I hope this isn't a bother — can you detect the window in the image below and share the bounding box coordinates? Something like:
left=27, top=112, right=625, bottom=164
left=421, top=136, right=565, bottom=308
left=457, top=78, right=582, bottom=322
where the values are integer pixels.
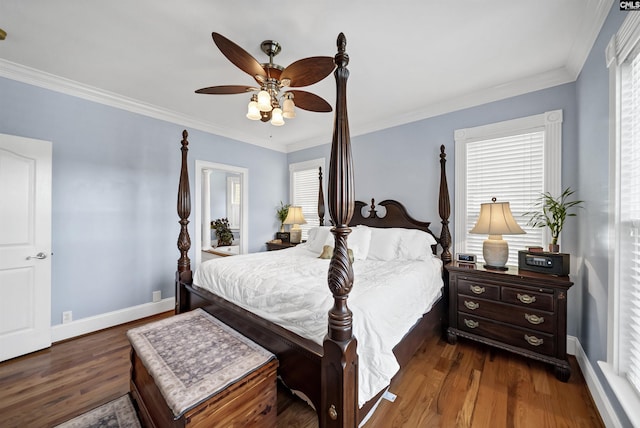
left=454, top=110, right=563, bottom=265
left=600, top=12, right=640, bottom=427
left=289, top=158, right=325, bottom=241
left=226, top=175, right=241, bottom=229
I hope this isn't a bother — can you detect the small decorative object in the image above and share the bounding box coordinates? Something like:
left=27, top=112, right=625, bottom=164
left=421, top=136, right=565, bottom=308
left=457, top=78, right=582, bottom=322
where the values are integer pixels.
left=276, top=201, right=290, bottom=233
left=211, top=218, right=233, bottom=247
left=524, top=187, right=583, bottom=253
left=276, top=232, right=290, bottom=243
left=283, top=206, right=307, bottom=244
left=470, top=198, right=526, bottom=270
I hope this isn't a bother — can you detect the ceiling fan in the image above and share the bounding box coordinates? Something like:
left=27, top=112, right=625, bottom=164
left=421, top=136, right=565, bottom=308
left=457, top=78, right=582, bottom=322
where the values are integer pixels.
left=195, top=32, right=336, bottom=126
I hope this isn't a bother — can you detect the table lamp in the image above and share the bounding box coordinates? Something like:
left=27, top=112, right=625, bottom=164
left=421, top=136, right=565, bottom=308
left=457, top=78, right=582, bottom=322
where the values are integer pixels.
left=470, top=198, right=525, bottom=270
left=284, top=206, right=307, bottom=244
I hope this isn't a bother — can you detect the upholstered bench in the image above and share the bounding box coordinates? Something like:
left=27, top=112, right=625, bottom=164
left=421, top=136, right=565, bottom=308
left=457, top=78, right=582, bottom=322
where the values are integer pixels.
left=127, top=309, right=278, bottom=427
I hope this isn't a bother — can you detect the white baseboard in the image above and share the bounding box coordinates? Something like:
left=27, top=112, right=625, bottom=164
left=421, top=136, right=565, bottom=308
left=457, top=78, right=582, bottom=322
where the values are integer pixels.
left=569, top=335, right=624, bottom=428
left=51, top=298, right=175, bottom=343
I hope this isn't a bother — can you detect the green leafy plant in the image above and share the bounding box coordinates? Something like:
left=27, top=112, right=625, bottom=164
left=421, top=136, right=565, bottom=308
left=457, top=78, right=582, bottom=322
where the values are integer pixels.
left=276, top=201, right=290, bottom=229
left=211, top=218, right=233, bottom=246
left=524, top=187, right=583, bottom=246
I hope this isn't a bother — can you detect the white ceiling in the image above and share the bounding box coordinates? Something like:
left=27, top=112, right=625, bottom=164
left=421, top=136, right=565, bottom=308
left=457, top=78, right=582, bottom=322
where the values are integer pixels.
left=0, top=1, right=612, bottom=152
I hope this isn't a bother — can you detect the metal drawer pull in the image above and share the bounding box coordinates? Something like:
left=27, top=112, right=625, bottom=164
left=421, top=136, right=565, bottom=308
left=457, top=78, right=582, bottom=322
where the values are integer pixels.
left=470, top=285, right=485, bottom=294
left=464, top=319, right=479, bottom=329
left=464, top=301, right=479, bottom=310
left=525, top=313, right=544, bottom=325
left=524, top=334, right=544, bottom=346
left=517, top=293, right=537, bottom=304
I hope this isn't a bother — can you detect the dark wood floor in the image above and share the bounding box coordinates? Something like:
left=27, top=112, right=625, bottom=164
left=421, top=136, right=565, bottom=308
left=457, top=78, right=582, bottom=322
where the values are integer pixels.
left=0, top=312, right=604, bottom=427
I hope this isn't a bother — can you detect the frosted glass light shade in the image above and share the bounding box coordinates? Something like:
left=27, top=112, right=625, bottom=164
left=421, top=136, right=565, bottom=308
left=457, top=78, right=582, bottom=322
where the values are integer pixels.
left=257, top=90, right=272, bottom=112
left=246, top=100, right=260, bottom=120
left=283, top=98, right=296, bottom=119
left=271, top=108, right=284, bottom=126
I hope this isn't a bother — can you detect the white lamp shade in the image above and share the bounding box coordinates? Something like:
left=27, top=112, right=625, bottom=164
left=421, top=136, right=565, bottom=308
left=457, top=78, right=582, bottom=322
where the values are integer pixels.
left=282, top=97, right=296, bottom=119
left=470, top=201, right=525, bottom=236
left=470, top=200, right=524, bottom=269
left=284, top=206, right=306, bottom=244
left=271, top=108, right=284, bottom=126
left=283, top=206, right=306, bottom=225
left=246, top=100, right=260, bottom=120
left=257, top=90, right=272, bottom=112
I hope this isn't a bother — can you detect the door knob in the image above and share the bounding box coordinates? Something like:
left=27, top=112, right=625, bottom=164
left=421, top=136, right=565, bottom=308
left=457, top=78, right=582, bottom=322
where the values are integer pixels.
left=26, top=252, right=48, bottom=260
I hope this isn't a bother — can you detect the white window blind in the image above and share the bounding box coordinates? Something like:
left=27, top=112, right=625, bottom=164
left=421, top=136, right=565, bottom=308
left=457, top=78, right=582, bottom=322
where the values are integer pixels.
left=617, top=46, right=640, bottom=397
left=455, top=110, right=562, bottom=267
left=226, top=176, right=241, bottom=229
left=464, top=133, right=545, bottom=265
left=290, top=158, right=324, bottom=240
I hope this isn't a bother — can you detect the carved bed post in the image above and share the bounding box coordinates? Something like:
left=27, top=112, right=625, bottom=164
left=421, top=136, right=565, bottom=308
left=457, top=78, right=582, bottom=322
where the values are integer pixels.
left=321, top=33, right=358, bottom=428
left=175, top=130, right=192, bottom=314
left=318, top=166, right=325, bottom=226
left=439, top=144, right=452, bottom=264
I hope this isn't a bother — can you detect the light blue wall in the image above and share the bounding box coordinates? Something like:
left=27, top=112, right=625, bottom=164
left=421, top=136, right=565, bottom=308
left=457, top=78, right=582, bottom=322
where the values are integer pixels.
left=0, top=76, right=288, bottom=325
left=290, top=84, right=577, bottom=232
left=290, top=4, right=631, bottom=424
left=289, top=84, right=577, bottom=264
left=575, top=5, right=629, bottom=426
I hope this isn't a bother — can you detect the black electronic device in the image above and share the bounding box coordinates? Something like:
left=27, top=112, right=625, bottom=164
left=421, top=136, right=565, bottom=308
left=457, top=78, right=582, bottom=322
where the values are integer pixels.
left=518, top=250, right=570, bottom=276
left=456, top=253, right=477, bottom=263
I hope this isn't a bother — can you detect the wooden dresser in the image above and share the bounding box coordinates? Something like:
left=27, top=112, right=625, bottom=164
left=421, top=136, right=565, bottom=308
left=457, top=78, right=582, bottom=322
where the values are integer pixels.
left=445, top=262, right=573, bottom=381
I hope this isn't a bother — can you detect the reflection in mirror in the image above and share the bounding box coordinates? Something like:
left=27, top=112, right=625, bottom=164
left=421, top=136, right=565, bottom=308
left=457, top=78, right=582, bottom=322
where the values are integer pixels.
left=195, top=160, right=248, bottom=266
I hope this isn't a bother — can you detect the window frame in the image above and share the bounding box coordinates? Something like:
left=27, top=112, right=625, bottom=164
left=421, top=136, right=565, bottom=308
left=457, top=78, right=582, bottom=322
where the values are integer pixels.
left=599, top=11, right=640, bottom=428
left=289, top=157, right=325, bottom=241
left=454, top=110, right=563, bottom=263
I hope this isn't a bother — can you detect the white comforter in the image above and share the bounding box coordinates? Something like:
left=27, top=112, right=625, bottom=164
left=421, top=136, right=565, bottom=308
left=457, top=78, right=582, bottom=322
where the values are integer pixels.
left=193, top=245, right=443, bottom=406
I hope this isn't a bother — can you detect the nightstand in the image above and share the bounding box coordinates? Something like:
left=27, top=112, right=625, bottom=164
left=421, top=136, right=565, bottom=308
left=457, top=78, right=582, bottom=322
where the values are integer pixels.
left=445, top=262, right=573, bottom=381
left=265, top=241, right=298, bottom=251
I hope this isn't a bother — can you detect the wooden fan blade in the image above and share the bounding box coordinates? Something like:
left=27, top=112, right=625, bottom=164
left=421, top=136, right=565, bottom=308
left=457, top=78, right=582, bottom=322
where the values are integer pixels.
left=281, top=57, right=335, bottom=88
left=287, top=90, right=332, bottom=112
left=195, top=85, right=257, bottom=94
left=212, top=32, right=266, bottom=79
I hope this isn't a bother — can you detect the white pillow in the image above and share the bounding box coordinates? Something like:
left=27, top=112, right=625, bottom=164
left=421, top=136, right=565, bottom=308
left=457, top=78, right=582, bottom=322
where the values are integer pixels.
left=366, top=227, right=401, bottom=261
left=322, top=225, right=372, bottom=260
left=396, top=228, right=437, bottom=260
left=305, top=226, right=333, bottom=254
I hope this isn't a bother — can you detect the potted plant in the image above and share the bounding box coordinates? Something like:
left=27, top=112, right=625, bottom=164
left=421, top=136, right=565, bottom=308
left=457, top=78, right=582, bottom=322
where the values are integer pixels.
left=524, top=187, right=583, bottom=252
left=276, top=201, right=290, bottom=232
left=211, top=218, right=234, bottom=247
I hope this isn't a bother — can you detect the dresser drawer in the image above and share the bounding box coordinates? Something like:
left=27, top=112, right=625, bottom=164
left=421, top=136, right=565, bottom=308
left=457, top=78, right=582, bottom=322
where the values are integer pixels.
left=501, top=286, right=554, bottom=311
left=458, top=295, right=556, bottom=334
left=457, top=278, right=500, bottom=300
left=457, top=313, right=555, bottom=356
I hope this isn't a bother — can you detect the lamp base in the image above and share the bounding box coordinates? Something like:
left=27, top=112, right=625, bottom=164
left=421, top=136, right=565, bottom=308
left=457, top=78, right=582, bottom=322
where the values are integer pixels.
left=483, top=264, right=509, bottom=271
left=482, top=235, right=509, bottom=270
left=290, top=227, right=302, bottom=244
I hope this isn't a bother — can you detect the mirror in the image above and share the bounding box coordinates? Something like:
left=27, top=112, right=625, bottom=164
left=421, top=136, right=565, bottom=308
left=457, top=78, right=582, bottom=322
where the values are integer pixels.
left=194, top=160, right=248, bottom=266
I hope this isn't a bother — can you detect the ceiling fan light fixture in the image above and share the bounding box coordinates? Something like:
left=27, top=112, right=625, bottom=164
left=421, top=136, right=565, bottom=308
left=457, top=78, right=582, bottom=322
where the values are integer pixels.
left=282, top=96, right=295, bottom=119
left=271, top=108, right=285, bottom=126
left=246, top=95, right=261, bottom=120
left=257, top=90, right=272, bottom=112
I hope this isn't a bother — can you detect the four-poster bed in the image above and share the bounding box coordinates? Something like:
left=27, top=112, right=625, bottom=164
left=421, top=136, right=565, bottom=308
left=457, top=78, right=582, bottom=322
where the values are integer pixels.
left=174, top=33, right=452, bottom=427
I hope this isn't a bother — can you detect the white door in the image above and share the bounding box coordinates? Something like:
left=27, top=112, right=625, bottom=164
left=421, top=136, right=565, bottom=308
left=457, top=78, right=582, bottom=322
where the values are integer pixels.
left=0, top=134, right=52, bottom=362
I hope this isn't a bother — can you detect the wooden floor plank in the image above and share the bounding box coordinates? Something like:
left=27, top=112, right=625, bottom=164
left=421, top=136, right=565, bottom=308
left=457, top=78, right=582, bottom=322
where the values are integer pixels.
left=0, top=312, right=604, bottom=428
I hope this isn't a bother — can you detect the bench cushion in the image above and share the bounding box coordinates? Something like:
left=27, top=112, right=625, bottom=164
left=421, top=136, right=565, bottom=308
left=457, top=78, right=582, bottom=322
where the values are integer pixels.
left=127, top=308, right=275, bottom=418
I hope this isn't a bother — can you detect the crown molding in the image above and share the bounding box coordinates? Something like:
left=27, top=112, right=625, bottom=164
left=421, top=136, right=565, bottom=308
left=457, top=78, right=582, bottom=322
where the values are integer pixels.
left=0, top=59, right=288, bottom=153
left=565, top=0, right=614, bottom=78
left=340, top=66, right=575, bottom=145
